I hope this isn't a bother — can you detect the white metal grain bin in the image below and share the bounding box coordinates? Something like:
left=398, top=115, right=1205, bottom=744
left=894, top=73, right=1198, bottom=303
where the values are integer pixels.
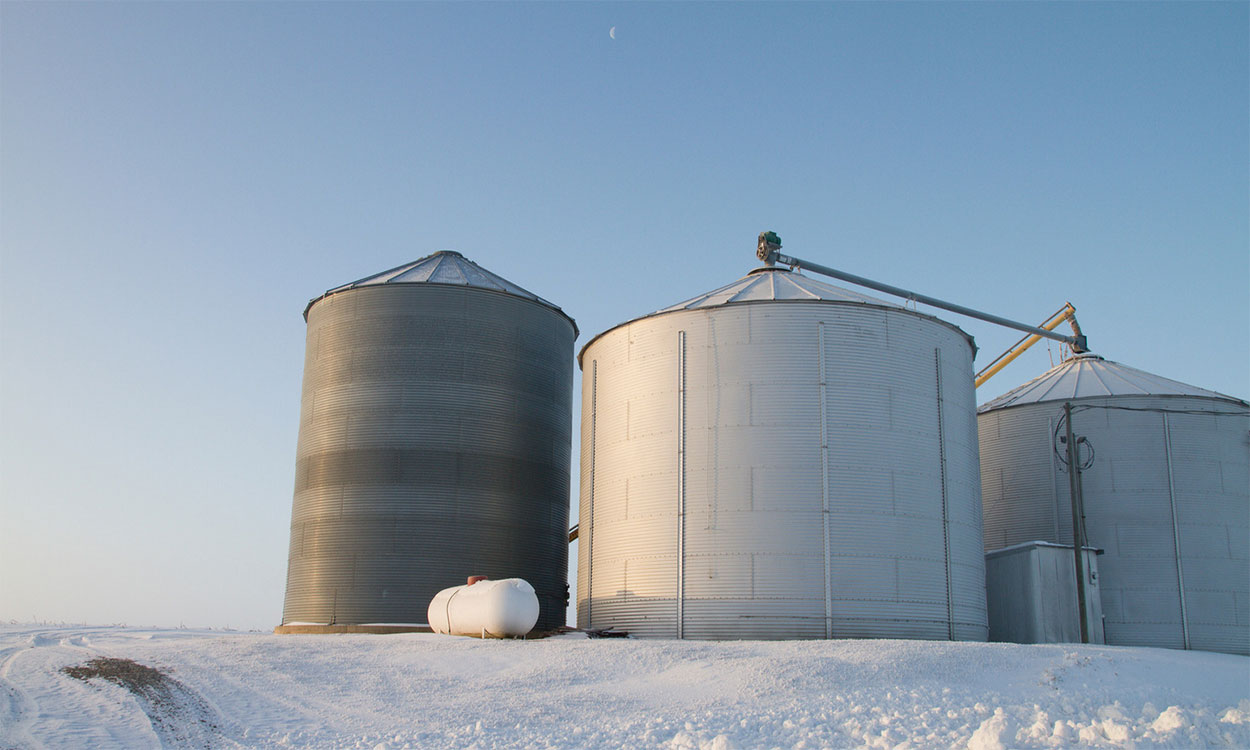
left=577, top=267, right=987, bottom=640
left=979, top=354, right=1249, bottom=654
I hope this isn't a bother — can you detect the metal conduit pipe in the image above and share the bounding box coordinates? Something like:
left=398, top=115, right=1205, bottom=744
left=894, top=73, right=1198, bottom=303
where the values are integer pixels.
left=974, top=304, right=1080, bottom=388
left=756, top=235, right=1088, bottom=353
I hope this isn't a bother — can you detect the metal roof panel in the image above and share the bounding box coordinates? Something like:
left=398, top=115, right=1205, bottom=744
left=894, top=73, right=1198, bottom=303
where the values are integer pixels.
left=980, top=354, right=1246, bottom=411
left=656, top=268, right=903, bottom=313
left=304, top=251, right=575, bottom=334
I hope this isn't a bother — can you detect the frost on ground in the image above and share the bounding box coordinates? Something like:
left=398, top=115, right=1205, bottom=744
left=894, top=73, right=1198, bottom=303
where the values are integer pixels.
left=1, top=625, right=1247, bottom=749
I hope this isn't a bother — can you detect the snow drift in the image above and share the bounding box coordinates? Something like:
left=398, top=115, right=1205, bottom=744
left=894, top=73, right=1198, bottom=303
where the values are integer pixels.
left=1, top=624, right=1246, bottom=749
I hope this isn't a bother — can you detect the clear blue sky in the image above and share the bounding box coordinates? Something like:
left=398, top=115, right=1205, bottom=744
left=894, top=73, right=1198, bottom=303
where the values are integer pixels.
left=3, top=2, right=1246, bottom=630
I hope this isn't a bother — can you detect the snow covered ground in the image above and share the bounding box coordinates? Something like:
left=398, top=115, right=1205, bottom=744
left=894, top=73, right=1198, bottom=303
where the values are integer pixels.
left=1, top=624, right=1247, bottom=749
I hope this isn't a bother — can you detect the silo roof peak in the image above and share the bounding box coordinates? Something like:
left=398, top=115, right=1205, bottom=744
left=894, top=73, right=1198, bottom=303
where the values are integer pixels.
left=578, top=267, right=976, bottom=367
left=979, top=355, right=1246, bottom=411
left=304, top=250, right=575, bottom=333
left=657, top=268, right=905, bottom=312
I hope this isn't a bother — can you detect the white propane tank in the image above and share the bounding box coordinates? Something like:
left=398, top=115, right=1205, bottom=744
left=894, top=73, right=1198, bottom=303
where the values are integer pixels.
left=427, top=577, right=540, bottom=638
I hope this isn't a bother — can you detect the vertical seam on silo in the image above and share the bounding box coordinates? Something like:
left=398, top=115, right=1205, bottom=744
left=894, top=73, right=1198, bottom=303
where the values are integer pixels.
left=587, top=360, right=597, bottom=627
left=678, top=330, right=687, bottom=639
left=819, top=322, right=832, bottom=639
left=1048, top=417, right=1061, bottom=542
left=708, top=316, right=719, bottom=531
left=1163, top=413, right=1191, bottom=649
left=935, top=348, right=953, bottom=639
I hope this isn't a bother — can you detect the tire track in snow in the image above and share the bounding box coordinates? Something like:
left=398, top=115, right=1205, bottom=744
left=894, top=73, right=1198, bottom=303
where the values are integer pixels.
left=61, top=655, right=236, bottom=749
left=0, top=639, right=44, bottom=750
left=0, top=630, right=96, bottom=750
left=1, top=629, right=122, bottom=750
left=3, top=628, right=236, bottom=749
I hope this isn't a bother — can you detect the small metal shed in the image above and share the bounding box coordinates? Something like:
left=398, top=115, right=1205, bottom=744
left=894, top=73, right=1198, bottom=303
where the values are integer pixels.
left=985, top=541, right=1104, bottom=645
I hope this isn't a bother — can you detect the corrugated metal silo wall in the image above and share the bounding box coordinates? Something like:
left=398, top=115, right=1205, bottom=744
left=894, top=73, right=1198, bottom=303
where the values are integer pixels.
left=578, top=302, right=987, bottom=640
left=979, top=396, right=1250, bottom=655
left=282, top=284, right=574, bottom=631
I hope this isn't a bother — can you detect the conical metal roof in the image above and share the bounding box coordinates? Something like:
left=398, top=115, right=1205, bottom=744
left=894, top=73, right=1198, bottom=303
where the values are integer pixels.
left=304, top=251, right=575, bottom=333
left=979, top=354, right=1247, bottom=412
left=578, top=266, right=974, bottom=366
left=657, top=267, right=905, bottom=312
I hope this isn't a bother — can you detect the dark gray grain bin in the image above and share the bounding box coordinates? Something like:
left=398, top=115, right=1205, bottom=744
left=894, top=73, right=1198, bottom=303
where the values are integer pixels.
left=280, top=251, right=577, bottom=632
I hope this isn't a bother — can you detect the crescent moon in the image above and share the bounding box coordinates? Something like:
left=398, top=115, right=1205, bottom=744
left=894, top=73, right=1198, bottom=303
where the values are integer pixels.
left=609, top=26, right=615, bottom=39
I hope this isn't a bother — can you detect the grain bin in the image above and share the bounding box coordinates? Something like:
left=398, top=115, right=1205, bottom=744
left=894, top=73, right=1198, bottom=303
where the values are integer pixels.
left=577, top=266, right=987, bottom=640
left=979, top=354, right=1249, bottom=654
left=280, top=251, right=576, bottom=633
